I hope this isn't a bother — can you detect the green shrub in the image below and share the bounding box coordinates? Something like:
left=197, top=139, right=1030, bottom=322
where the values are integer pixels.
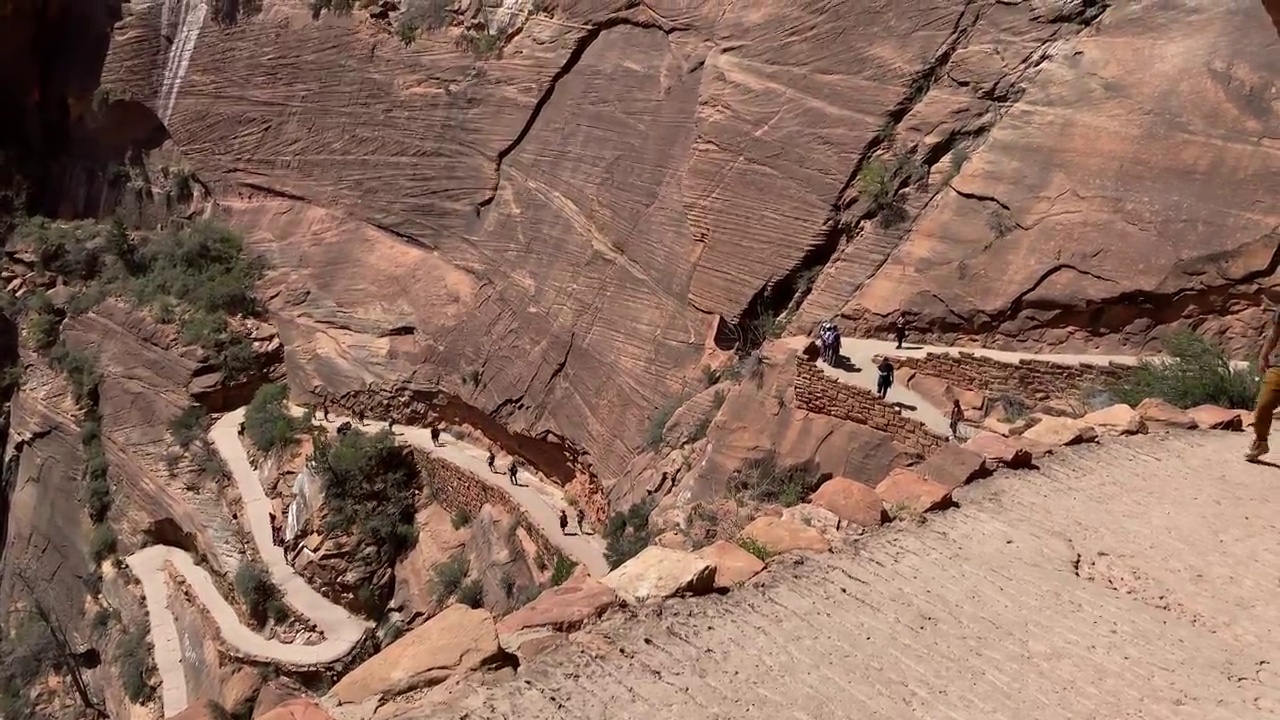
left=549, top=553, right=577, bottom=586
left=170, top=404, right=210, bottom=450
left=604, top=500, right=654, bottom=570
left=729, top=452, right=820, bottom=508
left=451, top=508, right=472, bottom=530
left=1111, top=330, right=1257, bottom=410
left=0, top=364, right=22, bottom=392
left=234, top=561, right=286, bottom=625
left=645, top=398, right=680, bottom=451
left=117, top=626, right=155, bottom=704
left=986, top=207, right=1016, bottom=239
left=456, top=578, right=484, bottom=609
left=432, top=553, right=469, bottom=604
left=244, top=383, right=300, bottom=454
left=310, top=427, right=419, bottom=564
left=25, top=295, right=60, bottom=351
left=459, top=30, right=503, bottom=57
left=736, top=536, right=775, bottom=562
left=90, top=524, right=117, bottom=562
left=15, top=217, right=107, bottom=282
left=50, top=344, right=99, bottom=407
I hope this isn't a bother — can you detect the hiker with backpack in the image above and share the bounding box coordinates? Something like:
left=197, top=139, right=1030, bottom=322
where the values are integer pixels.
left=876, top=357, right=895, bottom=400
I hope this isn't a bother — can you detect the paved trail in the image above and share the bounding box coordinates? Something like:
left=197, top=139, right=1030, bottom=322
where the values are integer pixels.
left=126, top=406, right=605, bottom=718
left=304, top=410, right=609, bottom=577
left=789, top=335, right=1146, bottom=435
left=432, top=431, right=1280, bottom=720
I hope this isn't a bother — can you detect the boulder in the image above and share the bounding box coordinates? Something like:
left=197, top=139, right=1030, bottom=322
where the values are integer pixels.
left=809, top=477, right=888, bottom=527
left=1021, top=416, right=1098, bottom=447
left=329, top=605, right=506, bottom=704
left=1135, top=398, right=1198, bottom=430
left=653, top=530, right=692, bottom=550
left=496, top=574, right=616, bottom=639
left=695, top=540, right=766, bottom=588
left=963, top=432, right=1035, bottom=469
left=739, top=516, right=831, bottom=554
left=602, top=547, right=717, bottom=604
left=915, top=445, right=990, bottom=490
left=257, top=699, right=335, bottom=720
left=780, top=503, right=842, bottom=539
left=218, top=666, right=265, bottom=716
left=1081, top=404, right=1147, bottom=436
left=1187, top=405, right=1244, bottom=431
left=875, top=468, right=952, bottom=516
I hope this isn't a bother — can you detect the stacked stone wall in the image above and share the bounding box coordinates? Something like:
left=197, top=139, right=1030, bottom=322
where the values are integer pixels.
left=793, top=358, right=947, bottom=456
left=888, top=351, right=1130, bottom=404
left=411, top=449, right=560, bottom=563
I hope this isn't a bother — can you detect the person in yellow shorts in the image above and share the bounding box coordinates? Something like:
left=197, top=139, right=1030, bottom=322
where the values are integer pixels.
left=1248, top=307, right=1280, bottom=461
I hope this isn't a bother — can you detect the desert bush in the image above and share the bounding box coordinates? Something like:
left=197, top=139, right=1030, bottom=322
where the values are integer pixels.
left=90, top=524, right=117, bottom=562
left=310, top=427, right=419, bottom=563
left=24, top=293, right=59, bottom=351
left=15, top=218, right=107, bottom=283
left=995, top=393, right=1028, bottom=421
left=736, top=536, right=775, bottom=562
left=432, top=552, right=469, bottom=603
left=50, top=345, right=99, bottom=407
left=457, top=578, right=484, bottom=609
left=644, top=398, right=681, bottom=451
left=234, top=561, right=286, bottom=625
left=729, top=452, right=820, bottom=508
left=604, top=500, right=654, bottom=570
left=117, top=626, right=155, bottom=704
left=0, top=364, right=22, bottom=392
left=169, top=404, right=210, bottom=450
left=1111, top=330, right=1257, bottom=410
left=986, top=207, right=1016, bottom=239
left=0, top=615, right=61, bottom=719
left=244, top=383, right=300, bottom=454
left=549, top=553, right=577, bottom=586
left=450, top=508, right=472, bottom=529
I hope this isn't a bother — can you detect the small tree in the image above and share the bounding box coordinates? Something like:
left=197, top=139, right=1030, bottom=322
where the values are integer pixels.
left=549, top=553, right=577, bottom=586
left=169, top=404, right=210, bottom=450
left=243, top=383, right=300, bottom=454
left=234, top=561, right=285, bottom=625
left=432, top=552, right=469, bottom=604
left=309, top=427, right=419, bottom=564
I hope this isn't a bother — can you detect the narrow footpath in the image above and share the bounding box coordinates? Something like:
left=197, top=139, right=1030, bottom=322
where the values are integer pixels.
left=784, top=336, right=1145, bottom=436
left=303, top=409, right=609, bottom=577
left=126, top=404, right=608, bottom=718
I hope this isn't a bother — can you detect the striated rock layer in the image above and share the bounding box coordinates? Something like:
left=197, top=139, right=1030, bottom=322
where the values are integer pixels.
left=91, top=0, right=1280, bottom=493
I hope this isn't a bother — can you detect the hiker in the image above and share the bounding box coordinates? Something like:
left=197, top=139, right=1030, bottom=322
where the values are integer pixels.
left=508, top=461, right=519, bottom=486
left=950, top=399, right=964, bottom=439
left=486, top=449, right=497, bottom=473
left=319, top=401, right=330, bottom=422
left=1249, top=305, right=1280, bottom=461
left=558, top=509, right=569, bottom=535
left=576, top=507, right=587, bottom=534
left=337, top=420, right=353, bottom=436
left=830, top=324, right=843, bottom=366
left=356, top=408, right=366, bottom=424
left=387, top=417, right=395, bottom=433
left=894, top=315, right=909, bottom=349
left=430, top=425, right=442, bottom=447
left=876, top=357, right=895, bottom=400
left=818, top=322, right=837, bottom=365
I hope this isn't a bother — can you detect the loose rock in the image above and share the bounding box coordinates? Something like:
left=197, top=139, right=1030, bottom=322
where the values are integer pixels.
left=1021, top=416, right=1098, bottom=447
left=1187, top=404, right=1244, bottom=431
left=915, top=445, right=990, bottom=490
left=602, top=546, right=717, bottom=604
left=739, top=516, right=831, bottom=554
left=1136, top=398, right=1198, bottom=430
left=875, top=468, right=952, bottom=516
left=809, top=477, right=888, bottom=527
left=695, top=540, right=766, bottom=588
left=1081, top=404, right=1147, bottom=436
left=964, top=432, right=1035, bottom=469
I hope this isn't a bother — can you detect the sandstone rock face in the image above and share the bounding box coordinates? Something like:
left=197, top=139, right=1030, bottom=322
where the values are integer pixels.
left=496, top=573, right=616, bottom=652
left=1136, top=398, right=1199, bottom=431
left=695, top=541, right=766, bottom=589
left=810, top=477, right=888, bottom=528
left=915, top=444, right=990, bottom=491
left=875, top=469, right=952, bottom=516
left=329, top=605, right=506, bottom=704
left=463, top=505, right=539, bottom=618
left=811, top=1, right=1280, bottom=358
left=1187, top=405, right=1245, bottom=431
left=257, top=698, right=335, bottom=720
left=1021, top=416, right=1098, bottom=447
left=963, top=432, right=1035, bottom=469
left=780, top=503, right=842, bottom=541
left=739, top=516, right=831, bottom=555
left=602, top=547, right=717, bottom=605
left=393, top=504, right=472, bottom=623
left=1082, top=404, right=1147, bottom=436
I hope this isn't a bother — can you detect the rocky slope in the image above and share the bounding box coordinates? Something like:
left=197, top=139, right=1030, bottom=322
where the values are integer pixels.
left=84, top=0, right=1280, bottom=497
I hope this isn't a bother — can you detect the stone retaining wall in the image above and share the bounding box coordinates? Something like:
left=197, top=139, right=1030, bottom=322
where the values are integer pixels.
left=411, top=449, right=561, bottom=564
left=887, top=351, right=1131, bottom=404
left=793, top=358, right=947, bottom=456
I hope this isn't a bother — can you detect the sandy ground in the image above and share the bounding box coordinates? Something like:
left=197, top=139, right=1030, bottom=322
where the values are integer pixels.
left=430, top=430, right=1280, bottom=719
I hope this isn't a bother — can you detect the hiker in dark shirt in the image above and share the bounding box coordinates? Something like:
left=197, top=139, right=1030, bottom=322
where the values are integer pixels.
left=508, top=461, right=519, bottom=486
left=558, top=509, right=569, bottom=535
left=486, top=450, right=497, bottom=473
left=429, top=425, right=442, bottom=447
left=950, top=399, right=964, bottom=439
left=320, top=401, right=330, bottom=422
left=576, top=507, right=587, bottom=534
left=894, top=315, right=908, bottom=350
left=876, top=358, right=895, bottom=400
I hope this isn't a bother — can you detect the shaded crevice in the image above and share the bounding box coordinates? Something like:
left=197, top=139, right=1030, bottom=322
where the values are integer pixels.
left=473, top=13, right=678, bottom=217
left=949, top=185, right=1013, bottom=213
left=1005, top=263, right=1120, bottom=315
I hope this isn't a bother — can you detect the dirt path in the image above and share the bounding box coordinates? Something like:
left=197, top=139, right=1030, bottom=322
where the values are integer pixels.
left=432, top=430, right=1280, bottom=719
left=786, top=335, right=1147, bottom=435
left=304, top=410, right=609, bottom=577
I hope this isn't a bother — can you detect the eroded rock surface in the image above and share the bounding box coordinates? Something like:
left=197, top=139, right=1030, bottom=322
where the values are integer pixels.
left=602, top=547, right=717, bottom=604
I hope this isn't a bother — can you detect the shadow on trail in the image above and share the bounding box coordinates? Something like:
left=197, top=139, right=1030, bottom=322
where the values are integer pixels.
left=1247, top=458, right=1280, bottom=470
